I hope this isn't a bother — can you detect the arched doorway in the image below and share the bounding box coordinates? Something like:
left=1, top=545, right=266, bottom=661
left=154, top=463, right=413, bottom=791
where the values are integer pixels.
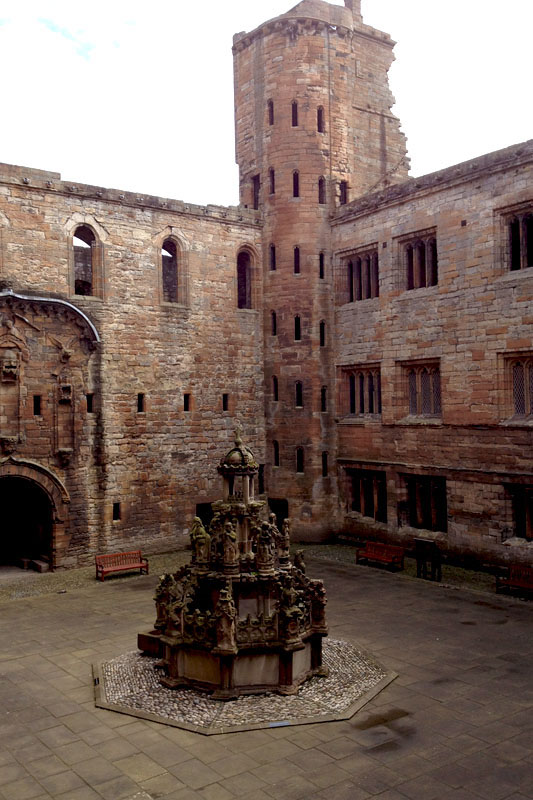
left=0, top=477, right=53, bottom=567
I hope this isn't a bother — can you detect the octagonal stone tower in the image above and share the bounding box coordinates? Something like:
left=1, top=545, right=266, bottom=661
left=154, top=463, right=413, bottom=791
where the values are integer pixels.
left=138, top=433, right=328, bottom=699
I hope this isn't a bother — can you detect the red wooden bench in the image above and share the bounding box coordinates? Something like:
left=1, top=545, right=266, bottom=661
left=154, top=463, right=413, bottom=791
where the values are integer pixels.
left=356, top=541, right=405, bottom=571
left=496, top=564, right=533, bottom=596
left=95, top=550, right=149, bottom=581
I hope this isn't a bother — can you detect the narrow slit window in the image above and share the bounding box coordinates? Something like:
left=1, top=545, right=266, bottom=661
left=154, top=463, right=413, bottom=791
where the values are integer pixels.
left=73, top=225, right=96, bottom=296
left=273, top=439, right=280, bottom=467
left=296, top=447, right=304, bottom=473
left=317, top=106, right=325, bottom=133
left=270, top=244, right=276, bottom=271
left=112, top=502, right=121, bottom=521
left=268, top=99, right=274, bottom=125
left=318, top=177, right=326, bottom=205
left=339, top=181, right=348, bottom=205
left=184, top=393, right=191, bottom=412
left=319, top=320, right=326, bottom=347
left=237, top=251, right=252, bottom=309
left=294, top=246, right=300, bottom=274
left=322, top=452, right=328, bottom=477
left=272, top=375, right=279, bottom=401
left=33, top=395, right=41, bottom=416
left=137, top=393, right=145, bottom=413
left=292, top=101, right=298, bottom=127
left=222, top=393, right=229, bottom=411
left=295, top=381, right=303, bottom=408
left=319, top=252, right=325, bottom=279
left=293, top=170, right=300, bottom=198
left=294, top=315, right=301, bottom=341
left=271, top=311, right=277, bottom=336
left=86, top=393, right=94, bottom=413
left=269, top=168, right=275, bottom=195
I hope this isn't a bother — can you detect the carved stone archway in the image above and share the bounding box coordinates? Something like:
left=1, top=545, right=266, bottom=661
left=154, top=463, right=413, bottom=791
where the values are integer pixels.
left=0, top=458, right=70, bottom=570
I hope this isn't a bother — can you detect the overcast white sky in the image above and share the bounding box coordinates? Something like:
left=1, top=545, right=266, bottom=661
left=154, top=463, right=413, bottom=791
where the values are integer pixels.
left=0, top=0, right=531, bottom=206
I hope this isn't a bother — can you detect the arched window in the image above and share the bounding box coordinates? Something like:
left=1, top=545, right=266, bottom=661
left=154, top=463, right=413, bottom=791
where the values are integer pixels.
left=268, top=99, right=274, bottom=126
left=321, top=385, right=327, bottom=412
left=269, top=168, right=275, bottom=195
left=294, top=315, right=301, bottom=341
left=295, top=381, right=303, bottom=407
left=293, top=170, right=300, bottom=198
left=296, top=447, right=304, bottom=473
left=294, top=246, right=300, bottom=274
left=318, top=177, right=326, bottom=205
left=161, top=239, right=178, bottom=303
left=273, top=439, right=280, bottom=467
left=237, top=251, right=252, bottom=309
left=319, top=320, right=326, bottom=347
left=317, top=106, right=325, bottom=133
left=292, top=101, right=298, bottom=127
left=271, top=310, right=277, bottom=335
left=319, top=252, right=325, bottom=279
left=270, top=244, right=277, bottom=271
left=273, top=375, right=279, bottom=401
left=73, top=225, right=96, bottom=296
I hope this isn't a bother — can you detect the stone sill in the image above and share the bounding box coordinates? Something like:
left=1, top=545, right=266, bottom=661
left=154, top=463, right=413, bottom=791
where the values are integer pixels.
left=499, top=418, right=533, bottom=428
left=502, top=537, right=533, bottom=549
left=396, top=416, right=443, bottom=426
left=496, top=267, right=533, bottom=284
left=338, top=415, right=382, bottom=425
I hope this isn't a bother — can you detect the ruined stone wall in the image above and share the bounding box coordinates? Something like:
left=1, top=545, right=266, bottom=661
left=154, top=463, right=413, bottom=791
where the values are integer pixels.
left=0, top=163, right=264, bottom=568
left=332, top=141, right=533, bottom=563
left=233, top=0, right=407, bottom=540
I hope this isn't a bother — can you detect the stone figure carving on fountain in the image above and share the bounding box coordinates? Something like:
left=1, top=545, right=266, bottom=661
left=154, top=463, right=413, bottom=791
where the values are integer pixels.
left=257, top=522, right=275, bottom=574
left=278, top=516, right=291, bottom=569
left=293, top=548, right=306, bottom=574
left=214, top=586, right=238, bottom=654
left=190, top=516, right=210, bottom=569
left=223, top=520, right=239, bottom=574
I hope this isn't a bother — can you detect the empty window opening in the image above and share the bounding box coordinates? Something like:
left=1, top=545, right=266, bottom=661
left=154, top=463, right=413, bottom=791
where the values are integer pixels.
left=295, top=381, right=303, bottom=407
left=137, top=393, right=145, bottom=413
left=318, top=177, right=326, bottom=205
left=509, top=213, right=533, bottom=271
left=405, top=475, right=447, bottom=532
left=294, top=315, right=301, bottom=341
left=296, top=447, right=304, bottom=473
left=347, top=250, right=379, bottom=302
left=293, top=170, right=300, bottom=198
left=317, top=106, right=325, bottom=133
left=407, top=365, right=441, bottom=416
left=183, top=393, right=191, bottom=412
left=349, top=469, right=387, bottom=523
left=292, top=101, right=298, bottom=127
left=321, top=385, right=327, bottom=412
left=86, top=393, right=94, bottom=413
left=319, top=252, right=325, bottom=279
left=237, top=251, right=252, bottom=309
left=252, top=174, right=260, bottom=210
left=507, top=484, right=533, bottom=540
left=222, top=393, right=229, bottom=411
left=319, top=320, right=326, bottom=347
left=268, top=99, right=274, bottom=125
left=405, top=234, right=438, bottom=289
left=269, top=244, right=276, bottom=271
left=269, top=168, right=275, bottom=195
left=345, top=367, right=382, bottom=416
left=33, top=395, right=41, bottom=416
left=294, top=246, right=300, bottom=274
left=339, top=180, right=348, bottom=205
left=271, top=310, right=277, bottom=336
left=322, top=451, right=328, bottom=477
left=162, top=238, right=178, bottom=303
left=272, top=375, right=279, bottom=401
left=73, top=225, right=95, bottom=296
left=273, top=439, right=280, bottom=467
left=112, top=502, right=121, bottom=521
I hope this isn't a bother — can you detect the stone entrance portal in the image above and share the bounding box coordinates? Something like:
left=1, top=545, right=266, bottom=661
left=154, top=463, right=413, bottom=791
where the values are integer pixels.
left=0, top=477, right=53, bottom=569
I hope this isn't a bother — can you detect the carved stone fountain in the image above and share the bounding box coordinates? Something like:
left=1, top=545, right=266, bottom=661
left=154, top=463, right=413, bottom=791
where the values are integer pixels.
left=138, top=433, right=328, bottom=699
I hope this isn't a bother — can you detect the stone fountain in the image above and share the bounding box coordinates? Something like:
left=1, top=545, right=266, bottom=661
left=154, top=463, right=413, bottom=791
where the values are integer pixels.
left=138, top=432, right=328, bottom=699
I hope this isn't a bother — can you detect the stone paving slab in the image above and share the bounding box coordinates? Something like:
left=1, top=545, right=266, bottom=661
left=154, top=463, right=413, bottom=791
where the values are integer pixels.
left=0, top=559, right=532, bottom=799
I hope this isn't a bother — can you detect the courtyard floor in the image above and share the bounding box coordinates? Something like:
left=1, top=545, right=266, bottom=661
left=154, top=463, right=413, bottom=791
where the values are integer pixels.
left=0, top=556, right=532, bottom=800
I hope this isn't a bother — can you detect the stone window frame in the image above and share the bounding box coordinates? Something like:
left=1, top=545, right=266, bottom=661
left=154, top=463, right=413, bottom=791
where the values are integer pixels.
left=236, top=244, right=260, bottom=312
left=394, top=227, right=438, bottom=292
left=338, top=363, right=382, bottom=421
left=155, top=228, right=190, bottom=308
left=505, top=483, right=533, bottom=540
left=346, top=467, right=388, bottom=524
left=495, top=200, right=533, bottom=275
left=66, top=215, right=106, bottom=300
left=499, top=351, right=533, bottom=422
left=400, top=359, right=442, bottom=420
left=398, top=472, right=448, bottom=533
left=338, top=243, right=379, bottom=305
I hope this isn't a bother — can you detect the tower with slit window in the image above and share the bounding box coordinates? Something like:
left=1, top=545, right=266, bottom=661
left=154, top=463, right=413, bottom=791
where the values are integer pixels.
left=233, top=0, right=408, bottom=538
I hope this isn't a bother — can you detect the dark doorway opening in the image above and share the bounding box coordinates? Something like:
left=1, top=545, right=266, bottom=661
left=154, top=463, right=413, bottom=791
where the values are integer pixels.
left=195, top=503, right=214, bottom=529
left=268, top=497, right=289, bottom=531
left=0, top=477, right=53, bottom=567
